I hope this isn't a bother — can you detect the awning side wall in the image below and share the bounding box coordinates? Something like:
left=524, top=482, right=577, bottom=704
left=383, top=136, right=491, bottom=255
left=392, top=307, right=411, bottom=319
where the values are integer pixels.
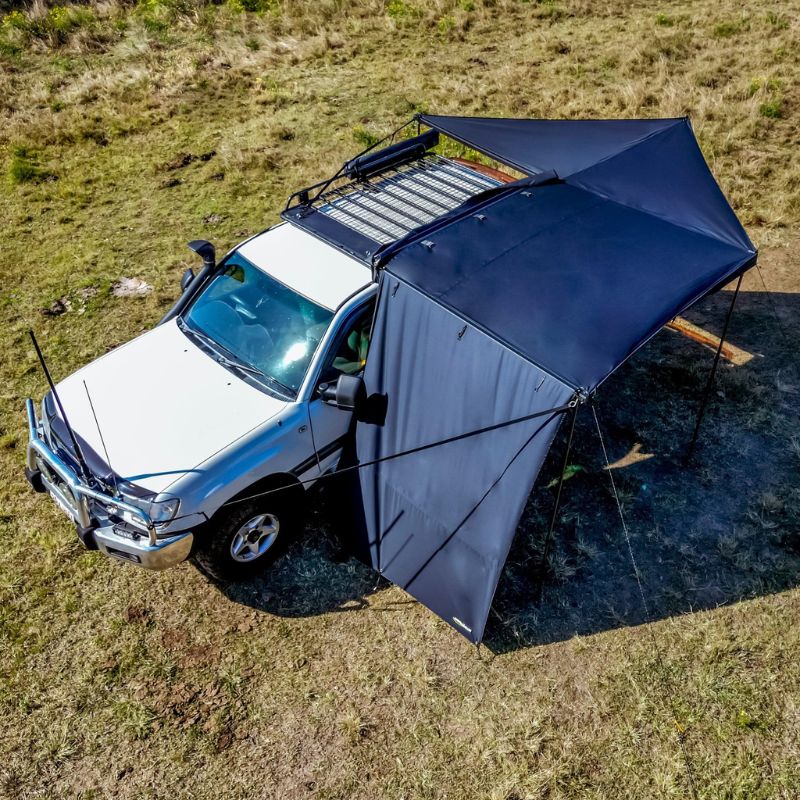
left=352, top=275, right=574, bottom=642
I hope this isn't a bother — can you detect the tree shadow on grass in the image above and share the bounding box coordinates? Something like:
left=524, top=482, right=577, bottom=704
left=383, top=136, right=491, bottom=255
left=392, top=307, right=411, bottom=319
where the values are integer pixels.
left=220, top=287, right=800, bottom=654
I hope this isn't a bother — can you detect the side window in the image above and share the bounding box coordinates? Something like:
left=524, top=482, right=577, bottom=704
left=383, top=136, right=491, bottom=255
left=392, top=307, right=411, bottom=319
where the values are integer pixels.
left=327, top=303, right=374, bottom=378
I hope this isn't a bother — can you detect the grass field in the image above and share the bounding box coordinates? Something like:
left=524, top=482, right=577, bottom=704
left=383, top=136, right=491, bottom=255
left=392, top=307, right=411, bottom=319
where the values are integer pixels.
left=1, top=1, right=800, bottom=797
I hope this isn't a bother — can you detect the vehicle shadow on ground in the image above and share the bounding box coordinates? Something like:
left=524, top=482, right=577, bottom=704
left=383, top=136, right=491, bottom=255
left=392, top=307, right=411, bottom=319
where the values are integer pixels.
left=221, top=287, right=800, bottom=655
left=218, top=488, right=385, bottom=618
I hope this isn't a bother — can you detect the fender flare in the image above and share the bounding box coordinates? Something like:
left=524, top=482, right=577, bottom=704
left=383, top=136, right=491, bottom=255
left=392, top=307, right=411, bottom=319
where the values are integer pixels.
left=215, top=471, right=305, bottom=515
left=192, top=472, right=305, bottom=552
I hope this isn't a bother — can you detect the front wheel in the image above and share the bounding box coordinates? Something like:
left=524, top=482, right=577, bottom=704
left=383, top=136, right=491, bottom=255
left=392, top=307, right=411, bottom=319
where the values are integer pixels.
left=193, top=495, right=300, bottom=582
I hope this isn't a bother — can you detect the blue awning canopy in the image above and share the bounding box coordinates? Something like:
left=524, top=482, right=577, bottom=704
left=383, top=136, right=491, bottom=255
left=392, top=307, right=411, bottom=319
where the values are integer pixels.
left=345, top=115, right=757, bottom=643
left=375, top=115, right=757, bottom=392
left=417, top=114, right=753, bottom=252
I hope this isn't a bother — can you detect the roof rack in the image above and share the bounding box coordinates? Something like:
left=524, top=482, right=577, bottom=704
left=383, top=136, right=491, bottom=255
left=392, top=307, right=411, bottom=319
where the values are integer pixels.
left=282, top=151, right=501, bottom=264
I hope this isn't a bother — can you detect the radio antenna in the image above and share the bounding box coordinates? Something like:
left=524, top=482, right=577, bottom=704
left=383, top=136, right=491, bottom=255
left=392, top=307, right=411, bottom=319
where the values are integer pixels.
left=83, top=380, right=118, bottom=497
left=29, top=329, right=93, bottom=484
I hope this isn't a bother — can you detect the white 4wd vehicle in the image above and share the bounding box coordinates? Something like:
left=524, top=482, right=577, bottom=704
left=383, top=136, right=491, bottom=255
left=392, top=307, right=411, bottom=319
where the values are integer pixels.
left=25, top=138, right=505, bottom=580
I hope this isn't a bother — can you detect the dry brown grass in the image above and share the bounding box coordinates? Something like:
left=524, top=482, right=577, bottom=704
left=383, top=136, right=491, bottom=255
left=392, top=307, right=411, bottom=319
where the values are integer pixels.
left=1, top=1, right=800, bottom=798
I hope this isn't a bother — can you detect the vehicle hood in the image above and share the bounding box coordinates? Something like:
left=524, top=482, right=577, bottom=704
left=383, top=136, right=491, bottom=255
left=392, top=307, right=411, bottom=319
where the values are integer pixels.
left=52, top=319, right=288, bottom=495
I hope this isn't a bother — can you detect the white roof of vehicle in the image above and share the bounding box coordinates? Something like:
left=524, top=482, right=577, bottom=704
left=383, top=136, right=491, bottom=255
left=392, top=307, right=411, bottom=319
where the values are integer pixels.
left=237, top=222, right=373, bottom=311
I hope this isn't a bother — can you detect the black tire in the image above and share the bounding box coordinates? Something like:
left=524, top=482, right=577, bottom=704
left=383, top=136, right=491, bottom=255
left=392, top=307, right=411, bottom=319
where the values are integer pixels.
left=193, top=493, right=301, bottom=582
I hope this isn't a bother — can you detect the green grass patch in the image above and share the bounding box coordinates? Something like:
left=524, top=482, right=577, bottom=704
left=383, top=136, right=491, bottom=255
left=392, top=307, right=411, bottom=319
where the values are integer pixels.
left=713, top=17, right=749, bottom=37
left=765, top=11, right=789, bottom=30
left=386, top=0, right=414, bottom=22
left=748, top=77, right=783, bottom=97
left=759, top=99, right=783, bottom=119
left=7, top=146, right=54, bottom=185
left=0, top=5, right=96, bottom=48
left=747, top=76, right=785, bottom=119
left=437, top=14, right=456, bottom=36
left=351, top=125, right=381, bottom=149
left=227, top=0, right=276, bottom=13
left=112, top=699, right=157, bottom=740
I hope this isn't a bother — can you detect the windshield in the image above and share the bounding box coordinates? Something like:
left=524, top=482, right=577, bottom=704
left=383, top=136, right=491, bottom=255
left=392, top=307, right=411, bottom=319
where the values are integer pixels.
left=183, top=251, right=333, bottom=396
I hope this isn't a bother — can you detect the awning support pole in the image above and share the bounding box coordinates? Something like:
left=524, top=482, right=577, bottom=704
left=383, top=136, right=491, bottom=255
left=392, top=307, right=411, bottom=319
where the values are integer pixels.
left=538, top=402, right=578, bottom=599
left=684, top=273, right=743, bottom=464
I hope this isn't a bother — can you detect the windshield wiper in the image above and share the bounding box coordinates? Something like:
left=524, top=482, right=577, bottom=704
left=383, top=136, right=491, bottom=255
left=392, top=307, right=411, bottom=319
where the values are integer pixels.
left=185, top=326, right=262, bottom=375
left=218, top=354, right=264, bottom=378
left=184, top=323, right=293, bottom=395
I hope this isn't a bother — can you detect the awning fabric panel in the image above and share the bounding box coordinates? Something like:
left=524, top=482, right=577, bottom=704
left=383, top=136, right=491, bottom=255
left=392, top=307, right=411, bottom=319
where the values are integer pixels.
left=353, top=275, right=574, bottom=643
left=383, top=182, right=753, bottom=391
left=567, top=120, right=753, bottom=250
left=418, top=114, right=754, bottom=253
left=418, top=114, right=679, bottom=178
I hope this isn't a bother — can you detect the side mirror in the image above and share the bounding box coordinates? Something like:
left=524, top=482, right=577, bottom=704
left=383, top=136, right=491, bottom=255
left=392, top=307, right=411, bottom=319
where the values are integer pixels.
left=318, top=374, right=365, bottom=411
left=158, top=241, right=216, bottom=326
left=187, top=239, right=215, bottom=270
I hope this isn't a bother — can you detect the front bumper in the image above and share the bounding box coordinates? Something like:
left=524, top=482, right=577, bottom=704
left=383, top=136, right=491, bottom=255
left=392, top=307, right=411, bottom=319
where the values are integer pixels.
left=93, top=524, right=194, bottom=569
left=25, top=398, right=192, bottom=570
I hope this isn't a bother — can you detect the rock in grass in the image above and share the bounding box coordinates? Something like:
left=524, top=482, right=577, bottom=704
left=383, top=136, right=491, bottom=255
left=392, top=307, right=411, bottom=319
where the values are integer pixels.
left=41, top=297, right=71, bottom=316
left=162, top=151, right=217, bottom=171
left=112, top=277, right=153, bottom=298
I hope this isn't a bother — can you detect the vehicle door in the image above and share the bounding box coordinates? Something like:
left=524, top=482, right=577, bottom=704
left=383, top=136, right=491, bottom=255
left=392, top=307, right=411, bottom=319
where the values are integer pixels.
left=307, top=300, right=375, bottom=475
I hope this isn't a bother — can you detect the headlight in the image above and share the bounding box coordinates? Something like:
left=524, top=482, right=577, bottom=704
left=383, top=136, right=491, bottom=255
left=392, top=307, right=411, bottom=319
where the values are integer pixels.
left=148, top=496, right=181, bottom=523
left=114, top=492, right=180, bottom=530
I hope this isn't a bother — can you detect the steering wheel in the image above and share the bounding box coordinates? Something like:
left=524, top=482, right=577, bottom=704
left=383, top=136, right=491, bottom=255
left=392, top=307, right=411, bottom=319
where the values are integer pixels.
left=238, top=323, right=275, bottom=366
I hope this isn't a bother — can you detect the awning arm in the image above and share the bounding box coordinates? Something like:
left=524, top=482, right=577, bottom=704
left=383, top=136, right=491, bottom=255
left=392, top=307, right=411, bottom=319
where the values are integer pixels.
left=284, top=117, right=418, bottom=210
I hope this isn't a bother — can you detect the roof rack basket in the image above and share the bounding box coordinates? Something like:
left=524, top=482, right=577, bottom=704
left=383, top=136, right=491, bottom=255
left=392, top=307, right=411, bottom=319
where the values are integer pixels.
left=282, top=134, right=501, bottom=264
